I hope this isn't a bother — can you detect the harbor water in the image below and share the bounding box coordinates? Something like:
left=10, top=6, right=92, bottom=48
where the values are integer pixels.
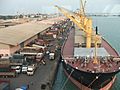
left=53, top=16, right=120, bottom=90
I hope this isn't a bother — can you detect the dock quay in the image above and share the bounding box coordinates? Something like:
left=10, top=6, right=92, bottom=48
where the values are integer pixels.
left=0, top=17, right=73, bottom=90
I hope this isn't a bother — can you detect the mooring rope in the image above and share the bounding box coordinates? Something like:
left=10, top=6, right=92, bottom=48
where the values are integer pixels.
left=60, top=69, right=74, bottom=90
left=88, top=74, right=101, bottom=88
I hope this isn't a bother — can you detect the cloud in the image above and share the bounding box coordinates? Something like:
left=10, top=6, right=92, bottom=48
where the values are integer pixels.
left=0, top=0, right=120, bottom=15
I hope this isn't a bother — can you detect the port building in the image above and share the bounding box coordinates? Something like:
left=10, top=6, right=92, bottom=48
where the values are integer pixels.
left=0, top=21, right=51, bottom=56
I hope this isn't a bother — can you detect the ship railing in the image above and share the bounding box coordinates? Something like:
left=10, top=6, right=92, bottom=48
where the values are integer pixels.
left=76, top=56, right=118, bottom=63
left=98, top=57, right=120, bottom=73
left=77, top=56, right=120, bottom=73
left=98, top=56, right=120, bottom=65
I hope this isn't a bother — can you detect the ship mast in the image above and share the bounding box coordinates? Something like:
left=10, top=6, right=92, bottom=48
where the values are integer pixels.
left=80, top=0, right=86, bottom=16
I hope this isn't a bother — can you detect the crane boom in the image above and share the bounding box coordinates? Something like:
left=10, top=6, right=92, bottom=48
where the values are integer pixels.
left=55, top=5, right=92, bottom=48
left=55, top=6, right=85, bottom=31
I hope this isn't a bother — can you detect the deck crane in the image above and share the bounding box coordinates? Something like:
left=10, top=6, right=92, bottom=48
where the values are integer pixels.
left=55, top=2, right=92, bottom=48
left=55, top=0, right=101, bottom=64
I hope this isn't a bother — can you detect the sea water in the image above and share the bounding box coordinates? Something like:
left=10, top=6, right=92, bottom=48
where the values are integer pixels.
left=53, top=16, right=120, bottom=90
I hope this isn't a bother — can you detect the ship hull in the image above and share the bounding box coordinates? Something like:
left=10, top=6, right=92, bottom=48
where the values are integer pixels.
left=62, top=60, right=119, bottom=89
left=61, top=28, right=120, bottom=89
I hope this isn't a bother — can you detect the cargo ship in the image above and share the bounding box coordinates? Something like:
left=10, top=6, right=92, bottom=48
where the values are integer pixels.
left=55, top=1, right=120, bottom=90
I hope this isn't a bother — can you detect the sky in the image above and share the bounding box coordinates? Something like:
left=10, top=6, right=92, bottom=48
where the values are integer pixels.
left=0, top=0, right=120, bottom=15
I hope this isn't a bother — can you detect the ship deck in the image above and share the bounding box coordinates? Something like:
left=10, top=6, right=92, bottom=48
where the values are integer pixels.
left=62, top=28, right=74, bottom=57
left=62, top=28, right=120, bottom=73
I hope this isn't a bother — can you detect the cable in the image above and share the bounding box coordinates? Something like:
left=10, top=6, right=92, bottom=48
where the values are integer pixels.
left=60, top=69, right=74, bottom=90
left=88, top=74, right=101, bottom=88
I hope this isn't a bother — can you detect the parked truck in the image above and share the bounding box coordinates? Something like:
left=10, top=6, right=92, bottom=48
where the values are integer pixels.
left=27, top=64, right=37, bottom=76
left=11, top=65, right=21, bottom=74
left=15, top=66, right=21, bottom=74
left=49, top=53, right=55, bottom=60
left=21, top=65, right=28, bottom=74
left=36, top=53, right=44, bottom=62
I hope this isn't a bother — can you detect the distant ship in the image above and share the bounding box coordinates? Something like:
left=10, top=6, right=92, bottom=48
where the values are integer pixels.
left=56, top=1, right=120, bottom=90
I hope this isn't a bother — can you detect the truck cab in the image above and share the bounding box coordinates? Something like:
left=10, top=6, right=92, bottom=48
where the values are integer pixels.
left=15, top=66, right=21, bottom=74
left=27, top=64, right=36, bottom=76
left=49, top=53, right=55, bottom=60
left=27, top=66, right=34, bottom=75
left=22, top=65, right=28, bottom=74
left=36, top=53, right=44, bottom=62
left=11, top=66, right=21, bottom=74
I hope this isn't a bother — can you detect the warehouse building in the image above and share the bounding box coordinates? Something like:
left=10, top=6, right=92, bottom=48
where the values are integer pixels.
left=0, top=21, right=51, bottom=56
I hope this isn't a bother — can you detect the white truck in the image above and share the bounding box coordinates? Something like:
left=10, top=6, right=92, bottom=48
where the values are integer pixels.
left=27, top=64, right=37, bottom=76
left=49, top=53, right=55, bottom=60
left=21, top=65, right=28, bottom=74
left=15, top=66, right=21, bottom=74
left=11, top=66, right=21, bottom=74
left=36, top=53, right=44, bottom=62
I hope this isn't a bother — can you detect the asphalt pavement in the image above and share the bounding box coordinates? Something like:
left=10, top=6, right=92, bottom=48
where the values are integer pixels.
left=1, top=54, right=59, bottom=90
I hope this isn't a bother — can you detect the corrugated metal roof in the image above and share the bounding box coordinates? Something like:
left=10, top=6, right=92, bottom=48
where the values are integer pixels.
left=0, top=22, right=51, bottom=46
left=0, top=43, right=9, bottom=49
